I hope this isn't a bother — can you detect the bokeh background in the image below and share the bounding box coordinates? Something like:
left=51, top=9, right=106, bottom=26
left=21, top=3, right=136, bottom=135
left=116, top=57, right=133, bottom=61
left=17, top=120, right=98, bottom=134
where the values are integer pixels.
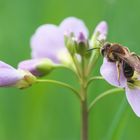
left=0, top=0, right=140, bottom=140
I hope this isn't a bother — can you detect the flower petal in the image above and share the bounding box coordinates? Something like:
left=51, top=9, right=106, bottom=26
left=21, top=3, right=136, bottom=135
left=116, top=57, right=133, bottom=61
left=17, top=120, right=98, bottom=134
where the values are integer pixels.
left=0, top=70, right=23, bottom=86
left=100, top=58, right=127, bottom=87
left=60, top=17, right=89, bottom=38
left=0, top=61, right=24, bottom=87
left=125, top=86, right=140, bottom=117
left=31, top=24, right=67, bottom=63
left=0, top=61, right=14, bottom=69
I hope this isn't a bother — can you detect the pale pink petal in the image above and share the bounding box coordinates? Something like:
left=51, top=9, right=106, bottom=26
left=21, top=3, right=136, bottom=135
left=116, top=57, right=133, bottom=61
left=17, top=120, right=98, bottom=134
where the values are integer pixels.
left=0, top=69, right=24, bottom=86
left=0, top=61, right=24, bottom=86
left=31, top=24, right=67, bottom=63
left=100, top=58, right=127, bottom=87
left=60, top=17, right=89, bottom=38
left=0, top=61, right=14, bottom=69
left=125, top=86, right=140, bottom=117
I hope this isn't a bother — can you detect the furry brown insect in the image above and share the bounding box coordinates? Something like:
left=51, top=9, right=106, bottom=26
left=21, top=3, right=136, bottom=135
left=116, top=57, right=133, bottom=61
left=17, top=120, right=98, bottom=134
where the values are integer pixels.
left=101, top=42, right=140, bottom=82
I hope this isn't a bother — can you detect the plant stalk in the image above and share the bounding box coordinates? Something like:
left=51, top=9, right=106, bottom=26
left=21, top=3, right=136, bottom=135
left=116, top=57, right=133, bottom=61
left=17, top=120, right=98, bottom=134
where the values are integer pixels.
left=81, top=97, right=88, bottom=140
left=80, top=56, right=88, bottom=140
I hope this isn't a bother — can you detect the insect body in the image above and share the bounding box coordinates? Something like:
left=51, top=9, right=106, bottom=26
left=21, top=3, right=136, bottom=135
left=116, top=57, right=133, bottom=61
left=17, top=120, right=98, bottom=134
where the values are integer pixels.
left=122, top=61, right=134, bottom=79
left=101, top=42, right=140, bottom=82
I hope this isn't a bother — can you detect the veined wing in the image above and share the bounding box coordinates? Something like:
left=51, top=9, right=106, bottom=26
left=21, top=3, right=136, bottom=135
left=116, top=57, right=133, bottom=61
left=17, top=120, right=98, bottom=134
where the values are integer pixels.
left=115, top=52, right=140, bottom=73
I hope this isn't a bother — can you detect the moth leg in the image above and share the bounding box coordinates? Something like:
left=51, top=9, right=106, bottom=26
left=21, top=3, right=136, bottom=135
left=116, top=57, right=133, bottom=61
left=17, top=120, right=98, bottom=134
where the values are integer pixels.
left=116, top=61, right=121, bottom=86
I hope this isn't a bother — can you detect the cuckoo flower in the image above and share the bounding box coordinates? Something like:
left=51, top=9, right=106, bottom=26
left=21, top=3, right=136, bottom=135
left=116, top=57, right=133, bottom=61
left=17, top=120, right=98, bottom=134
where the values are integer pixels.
left=18, top=17, right=89, bottom=76
left=0, top=61, right=36, bottom=88
left=19, top=17, right=108, bottom=76
left=100, top=57, right=140, bottom=117
left=31, top=17, right=89, bottom=63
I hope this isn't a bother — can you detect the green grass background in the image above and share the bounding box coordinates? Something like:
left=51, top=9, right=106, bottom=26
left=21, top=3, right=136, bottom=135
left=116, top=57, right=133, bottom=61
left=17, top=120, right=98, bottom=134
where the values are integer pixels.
left=0, top=0, right=140, bottom=140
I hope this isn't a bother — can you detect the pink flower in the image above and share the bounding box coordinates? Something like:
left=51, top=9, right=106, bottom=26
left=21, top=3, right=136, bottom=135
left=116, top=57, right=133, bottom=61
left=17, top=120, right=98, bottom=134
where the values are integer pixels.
left=19, top=17, right=108, bottom=76
left=100, top=58, right=140, bottom=117
left=0, top=61, right=36, bottom=88
left=30, top=17, right=89, bottom=63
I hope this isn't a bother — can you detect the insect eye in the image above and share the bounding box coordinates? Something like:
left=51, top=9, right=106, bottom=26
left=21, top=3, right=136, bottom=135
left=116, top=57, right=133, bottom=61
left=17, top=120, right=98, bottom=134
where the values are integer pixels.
left=104, top=43, right=111, bottom=49
left=101, top=43, right=111, bottom=56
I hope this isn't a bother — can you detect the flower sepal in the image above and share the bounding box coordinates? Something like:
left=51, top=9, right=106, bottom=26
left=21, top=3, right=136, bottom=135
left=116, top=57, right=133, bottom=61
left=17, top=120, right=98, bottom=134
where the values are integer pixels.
left=15, top=70, right=37, bottom=89
left=64, top=34, right=76, bottom=55
left=36, top=59, right=55, bottom=76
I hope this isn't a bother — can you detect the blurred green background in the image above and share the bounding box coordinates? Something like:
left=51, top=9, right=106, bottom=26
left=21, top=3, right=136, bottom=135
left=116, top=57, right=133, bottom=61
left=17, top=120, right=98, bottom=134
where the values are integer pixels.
left=0, top=0, right=140, bottom=140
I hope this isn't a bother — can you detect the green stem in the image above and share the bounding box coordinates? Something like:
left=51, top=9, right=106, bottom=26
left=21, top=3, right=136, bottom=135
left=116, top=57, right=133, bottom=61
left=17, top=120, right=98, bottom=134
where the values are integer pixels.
left=87, top=76, right=104, bottom=86
left=81, top=97, right=88, bottom=140
left=86, top=49, right=100, bottom=75
left=88, top=88, right=124, bottom=112
left=86, top=33, right=101, bottom=76
left=37, top=79, right=81, bottom=99
left=80, top=55, right=88, bottom=140
left=72, top=55, right=82, bottom=78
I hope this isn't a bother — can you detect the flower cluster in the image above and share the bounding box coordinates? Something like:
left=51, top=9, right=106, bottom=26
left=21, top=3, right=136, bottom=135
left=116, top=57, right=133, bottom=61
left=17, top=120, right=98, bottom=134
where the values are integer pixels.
left=0, top=16, right=140, bottom=118
left=19, top=17, right=107, bottom=74
left=0, top=17, right=107, bottom=88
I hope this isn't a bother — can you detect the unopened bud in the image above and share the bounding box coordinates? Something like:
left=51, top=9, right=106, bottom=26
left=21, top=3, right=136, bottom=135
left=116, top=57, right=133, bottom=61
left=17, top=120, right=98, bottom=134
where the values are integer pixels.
left=18, top=59, right=55, bottom=77
left=64, top=33, right=76, bottom=55
left=76, top=32, right=89, bottom=56
left=15, top=70, right=37, bottom=89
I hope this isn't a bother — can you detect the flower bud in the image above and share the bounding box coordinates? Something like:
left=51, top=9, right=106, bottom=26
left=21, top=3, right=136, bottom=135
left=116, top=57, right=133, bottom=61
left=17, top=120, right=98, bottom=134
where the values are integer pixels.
left=64, top=33, right=76, bottom=55
left=75, top=32, right=89, bottom=56
left=94, top=21, right=108, bottom=41
left=18, top=59, right=55, bottom=77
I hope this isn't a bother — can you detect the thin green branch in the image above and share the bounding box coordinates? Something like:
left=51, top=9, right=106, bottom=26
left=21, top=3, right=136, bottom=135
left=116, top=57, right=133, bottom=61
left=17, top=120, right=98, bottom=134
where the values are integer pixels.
left=86, top=49, right=100, bottom=75
left=37, top=79, right=81, bottom=99
left=87, top=76, right=104, bottom=86
left=72, top=55, right=82, bottom=78
left=88, top=88, right=124, bottom=112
